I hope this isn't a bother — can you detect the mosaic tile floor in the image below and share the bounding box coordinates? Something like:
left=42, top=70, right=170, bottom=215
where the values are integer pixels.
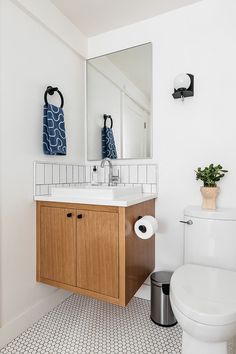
left=0, top=294, right=183, bottom=353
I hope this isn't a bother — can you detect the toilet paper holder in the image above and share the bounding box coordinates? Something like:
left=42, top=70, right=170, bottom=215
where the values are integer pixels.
left=137, top=216, right=147, bottom=233
left=135, top=215, right=158, bottom=238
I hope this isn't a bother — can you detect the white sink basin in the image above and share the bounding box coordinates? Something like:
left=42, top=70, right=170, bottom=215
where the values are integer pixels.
left=51, top=185, right=142, bottom=200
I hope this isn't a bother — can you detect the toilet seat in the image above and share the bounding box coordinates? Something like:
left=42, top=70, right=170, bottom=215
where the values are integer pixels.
left=170, top=264, right=236, bottom=326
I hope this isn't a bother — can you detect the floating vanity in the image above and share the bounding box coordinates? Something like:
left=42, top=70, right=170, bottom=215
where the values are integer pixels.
left=35, top=186, right=157, bottom=306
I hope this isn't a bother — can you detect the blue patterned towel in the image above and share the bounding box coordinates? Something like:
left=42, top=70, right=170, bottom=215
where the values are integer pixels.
left=101, top=127, right=117, bottom=159
left=43, top=104, right=67, bottom=155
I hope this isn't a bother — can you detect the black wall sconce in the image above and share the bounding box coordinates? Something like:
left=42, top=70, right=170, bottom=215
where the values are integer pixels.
left=172, top=73, right=194, bottom=101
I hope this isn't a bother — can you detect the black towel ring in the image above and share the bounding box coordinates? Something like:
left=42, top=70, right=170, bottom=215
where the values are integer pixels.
left=103, top=114, right=113, bottom=129
left=44, top=86, right=64, bottom=108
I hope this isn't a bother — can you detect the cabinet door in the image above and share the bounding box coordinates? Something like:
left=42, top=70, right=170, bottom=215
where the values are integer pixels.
left=40, top=206, right=76, bottom=286
left=77, top=210, right=119, bottom=298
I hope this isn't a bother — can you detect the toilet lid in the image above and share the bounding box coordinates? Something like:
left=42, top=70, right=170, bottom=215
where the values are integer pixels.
left=170, top=264, right=236, bottom=326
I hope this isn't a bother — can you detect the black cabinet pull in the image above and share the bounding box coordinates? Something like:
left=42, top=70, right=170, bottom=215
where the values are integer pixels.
left=77, top=214, right=83, bottom=219
left=67, top=213, right=72, bottom=218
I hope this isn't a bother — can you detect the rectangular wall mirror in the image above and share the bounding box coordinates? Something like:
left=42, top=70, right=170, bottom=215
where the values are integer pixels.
left=86, top=43, right=152, bottom=161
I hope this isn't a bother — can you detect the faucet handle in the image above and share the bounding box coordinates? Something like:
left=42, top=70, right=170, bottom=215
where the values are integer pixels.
left=112, top=169, right=119, bottom=185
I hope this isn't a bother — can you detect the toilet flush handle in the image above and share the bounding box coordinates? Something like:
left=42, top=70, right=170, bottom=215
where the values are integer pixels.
left=179, top=220, right=193, bottom=225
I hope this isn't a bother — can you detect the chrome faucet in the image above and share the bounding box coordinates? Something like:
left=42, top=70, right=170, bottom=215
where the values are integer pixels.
left=100, top=158, right=119, bottom=186
left=100, top=158, right=113, bottom=186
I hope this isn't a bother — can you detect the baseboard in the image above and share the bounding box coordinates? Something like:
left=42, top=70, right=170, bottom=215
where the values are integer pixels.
left=135, top=284, right=150, bottom=300
left=0, top=289, right=71, bottom=349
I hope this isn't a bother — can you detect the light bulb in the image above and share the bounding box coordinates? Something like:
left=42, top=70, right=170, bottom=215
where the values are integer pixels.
left=174, top=74, right=191, bottom=91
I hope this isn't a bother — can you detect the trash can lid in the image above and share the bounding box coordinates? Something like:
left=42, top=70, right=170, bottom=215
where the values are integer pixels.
left=151, top=271, right=173, bottom=286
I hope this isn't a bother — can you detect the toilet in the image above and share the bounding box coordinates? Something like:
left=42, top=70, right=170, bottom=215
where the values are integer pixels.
left=170, top=206, right=236, bottom=354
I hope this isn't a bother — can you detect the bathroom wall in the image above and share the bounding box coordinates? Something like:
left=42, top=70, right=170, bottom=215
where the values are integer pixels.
left=0, top=0, right=85, bottom=345
left=88, top=0, right=236, bottom=272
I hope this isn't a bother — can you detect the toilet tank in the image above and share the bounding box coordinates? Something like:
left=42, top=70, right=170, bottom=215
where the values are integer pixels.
left=183, top=206, right=236, bottom=271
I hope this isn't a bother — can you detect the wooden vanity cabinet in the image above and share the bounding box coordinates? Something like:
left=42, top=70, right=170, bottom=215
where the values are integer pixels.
left=36, top=199, right=155, bottom=306
left=39, top=206, right=77, bottom=286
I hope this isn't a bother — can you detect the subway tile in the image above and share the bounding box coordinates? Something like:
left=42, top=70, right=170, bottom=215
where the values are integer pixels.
left=48, top=185, right=56, bottom=194
left=53, top=164, right=60, bottom=184
left=138, top=165, right=147, bottom=184
left=151, top=184, right=157, bottom=193
left=98, top=167, right=105, bottom=183
left=35, top=185, right=41, bottom=196
left=129, top=165, right=138, bottom=183
left=36, top=163, right=44, bottom=184
left=79, top=166, right=85, bottom=183
left=67, top=165, right=73, bottom=183
left=73, top=166, right=79, bottom=183
left=40, top=185, right=49, bottom=195
left=147, top=165, right=157, bottom=184
left=142, top=184, right=152, bottom=193
left=59, top=165, right=66, bottom=183
left=85, top=166, right=91, bottom=183
left=113, top=166, right=120, bottom=183
left=120, top=165, right=129, bottom=183
left=104, top=166, right=109, bottom=184
left=45, top=164, right=53, bottom=184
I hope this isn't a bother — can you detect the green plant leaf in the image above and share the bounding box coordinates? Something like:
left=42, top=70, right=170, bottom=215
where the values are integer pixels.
left=194, top=163, right=228, bottom=186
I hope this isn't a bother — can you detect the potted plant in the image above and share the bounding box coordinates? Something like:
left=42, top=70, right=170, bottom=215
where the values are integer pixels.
left=195, top=164, right=228, bottom=210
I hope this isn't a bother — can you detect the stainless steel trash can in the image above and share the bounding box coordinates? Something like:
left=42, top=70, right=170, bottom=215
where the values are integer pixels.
left=150, top=271, right=177, bottom=327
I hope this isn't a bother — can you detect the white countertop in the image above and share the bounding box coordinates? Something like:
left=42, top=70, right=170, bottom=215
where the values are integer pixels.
left=34, top=193, right=157, bottom=207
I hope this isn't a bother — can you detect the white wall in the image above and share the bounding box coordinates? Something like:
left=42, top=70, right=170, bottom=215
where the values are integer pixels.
left=11, top=0, right=87, bottom=57
left=88, top=0, right=236, bottom=271
left=0, top=0, right=85, bottom=342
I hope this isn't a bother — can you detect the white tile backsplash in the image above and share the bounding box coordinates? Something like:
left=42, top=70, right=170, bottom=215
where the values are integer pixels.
left=73, top=166, right=79, bottom=183
left=67, top=165, right=73, bottom=183
left=113, top=166, right=120, bottom=181
left=138, top=165, right=147, bottom=184
left=104, top=166, right=109, bottom=184
left=129, top=165, right=138, bottom=184
left=35, top=185, right=41, bottom=196
left=59, top=165, right=66, bottom=183
left=147, top=165, right=157, bottom=184
left=85, top=166, right=91, bottom=183
left=120, top=165, right=129, bottom=183
left=142, top=184, right=152, bottom=193
left=98, top=166, right=104, bottom=183
left=53, top=164, right=60, bottom=184
left=45, top=164, right=52, bottom=184
left=40, top=185, right=49, bottom=195
left=34, top=161, right=158, bottom=197
left=79, top=166, right=84, bottom=182
left=36, top=163, right=44, bottom=184
left=151, top=184, right=157, bottom=193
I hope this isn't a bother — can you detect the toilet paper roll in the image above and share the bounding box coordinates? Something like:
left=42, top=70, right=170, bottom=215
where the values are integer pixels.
left=134, top=215, right=158, bottom=239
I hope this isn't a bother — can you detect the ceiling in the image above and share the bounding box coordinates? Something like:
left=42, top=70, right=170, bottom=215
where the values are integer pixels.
left=50, top=0, right=203, bottom=37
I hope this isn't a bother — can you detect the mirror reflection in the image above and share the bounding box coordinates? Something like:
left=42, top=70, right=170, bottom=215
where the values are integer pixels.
left=87, top=43, right=152, bottom=160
